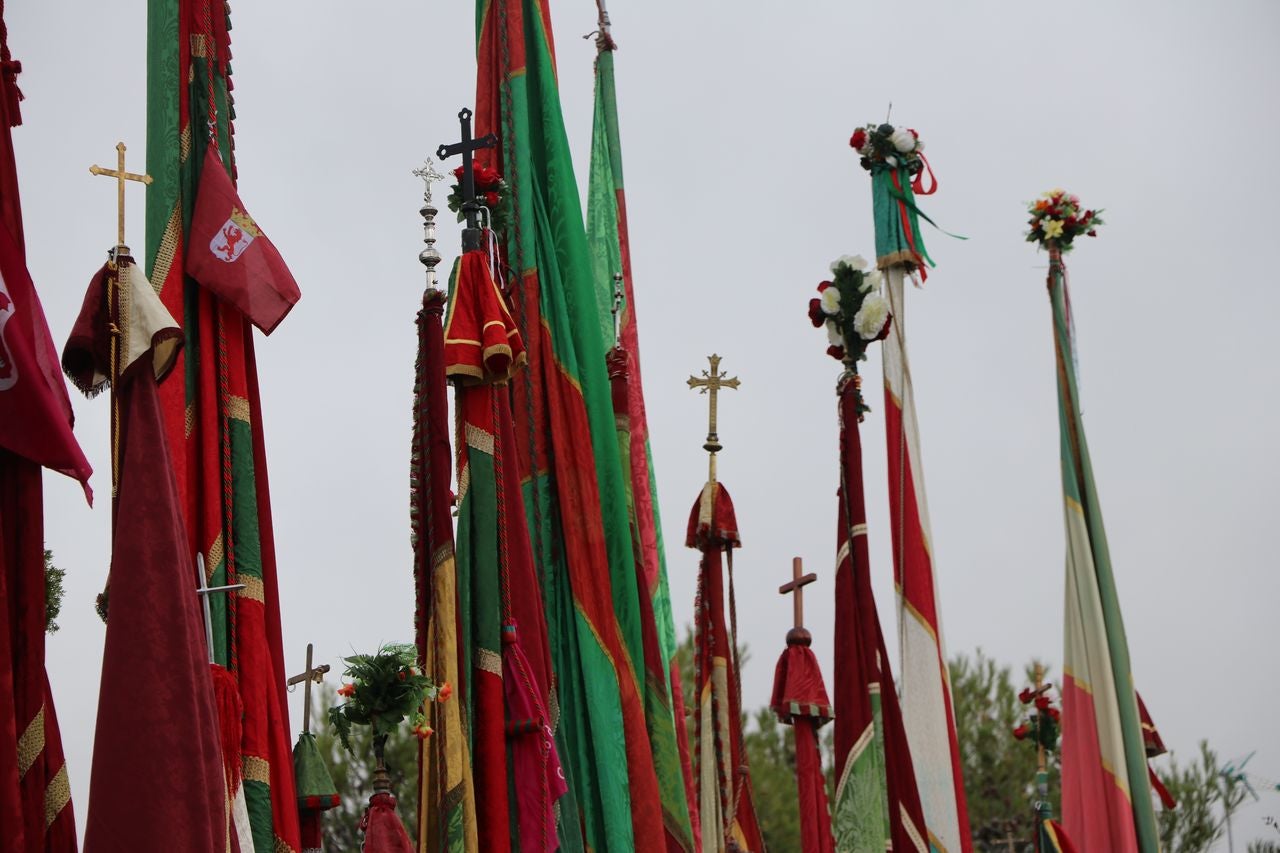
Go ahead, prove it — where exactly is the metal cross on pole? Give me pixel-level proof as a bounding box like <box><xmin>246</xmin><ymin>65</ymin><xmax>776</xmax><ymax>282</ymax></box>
<box><xmin>778</xmin><ymin>556</ymin><xmax>817</xmax><ymax>646</ymax></box>
<box><xmin>89</xmin><ymin>141</ymin><xmax>153</xmax><ymax>251</ymax></box>
<box><xmin>286</xmin><ymin>643</ymin><xmax>330</xmax><ymax>735</ymax></box>
<box><xmin>687</xmin><ymin>353</ymin><xmax>740</xmax><ymax>483</ymax></box>
<box><xmin>436</xmin><ymin>107</ymin><xmax>497</xmax><ymax>251</ymax></box>
<box><xmin>195</xmin><ymin>552</ymin><xmax>245</xmax><ymax>665</ymax></box>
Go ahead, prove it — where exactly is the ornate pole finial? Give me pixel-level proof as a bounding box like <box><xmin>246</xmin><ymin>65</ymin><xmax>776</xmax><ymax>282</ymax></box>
<box><xmin>610</xmin><ymin>272</ymin><xmax>624</xmax><ymax>346</ymax></box>
<box><xmin>89</xmin><ymin>141</ymin><xmax>152</xmax><ymax>252</ymax></box>
<box><xmin>687</xmin><ymin>353</ymin><xmax>740</xmax><ymax>483</ymax></box>
<box><xmin>413</xmin><ymin>157</ymin><xmax>446</xmax><ymax>293</ymax></box>
<box><xmin>779</xmin><ymin>556</ymin><xmax>818</xmax><ymax>647</ymax></box>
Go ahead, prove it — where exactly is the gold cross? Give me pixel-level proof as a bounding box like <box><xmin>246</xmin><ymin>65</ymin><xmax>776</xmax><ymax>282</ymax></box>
<box><xmin>286</xmin><ymin>643</ymin><xmax>331</xmax><ymax>735</ymax></box>
<box><xmin>89</xmin><ymin>142</ymin><xmax>152</xmax><ymax>250</ymax></box>
<box><xmin>687</xmin><ymin>353</ymin><xmax>740</xmax><ymax>482</ymax></box>
<box><xmin>779</xmin><ymin>556</ymin><xmax>818</xmax><ymax>645</ymax></box>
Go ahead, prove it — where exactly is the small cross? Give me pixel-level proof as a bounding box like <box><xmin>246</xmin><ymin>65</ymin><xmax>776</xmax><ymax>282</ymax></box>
<box><xmin>412</xmin><ymin>157</ymin><xmax>446</xmax><ymax>206</ymax></box>
<box><xmin>287</xmin><ymin>643</ymin><xmax>330</xmax><ymax>735</ymax></box>
<box><xmin>687</xmin><ymin>354</ymin><xmax>740</xmax><ymax>482</ymax></box>
<box><xmin>436</xmin><ymin>107</ymin><xmax>497</xmax><ymax>246</ymax></box>
<box><xmin>610</xmin><ymin>273</ymin><xmax>624</xmax><ymax>346</ymax></box>
<box><xmin>89</xmin><ymin>142</ymin><xmax>153</xmax><ymax>250</ymax></box>
<box><xmin>779</xmin><ymin>557</ymin><xmax>817</xmax><ymax>646</ymax></box>
<box><xmin>195</xmin><ymin>552</ymin><xmax>244</xmax><ymax>665</ymax></box>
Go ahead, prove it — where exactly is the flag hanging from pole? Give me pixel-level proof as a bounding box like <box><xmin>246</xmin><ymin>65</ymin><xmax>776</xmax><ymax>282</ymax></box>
<box><xmin>146</xmin><ymin>4</ymin><xmax>302</xmax><ymax>849</ymax></box>
<box><xmin>857</xmin><ymin>121</ymin><xmax>971</xmax><ymax>852</ymax></box>
<box><xmin>445</xmin><ymin>249</ymin><xmax>566</xmax><ymax>853</ymax></box>
<box><xmin>64</xmin><ymin>255</ymin><xmax>226</xmax><ymax>851</ymax></box>
<box><xmin>1034</xmin><ymin>192</ymin><xmax>1167</xmax><ymax>850</ymax></box>
<box><xmin>0</xmin><ymin>37</ymin><xmax>87</xmax><ymax>844</ymax></box>
<box><xmin>475</xmin><ymin>2</ymin><xmax>666</xmax><ymax>849</ymax></box>
<box><xmin>1027</xmin><ymin>190</ymin><xmax>1157</xmax><ymax>852</ymax></box>
<box><xmin>812</xmin><ymin>256</ymin><xmax>929</xmax><ymax>852</ymax></box>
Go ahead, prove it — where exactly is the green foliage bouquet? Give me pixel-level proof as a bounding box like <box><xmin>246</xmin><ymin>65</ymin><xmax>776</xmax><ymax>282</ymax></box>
<box><xmin>327</xmin><ymin>643</ymin><xmax>443</xmax><ymax>754</ymax></box>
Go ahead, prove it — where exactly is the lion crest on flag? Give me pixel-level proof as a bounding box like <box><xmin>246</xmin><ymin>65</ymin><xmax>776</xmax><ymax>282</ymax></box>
<box><xmin>210</xmin><ymin>208</ymin><xmax>261</xmax><ymax>263</ymax></box>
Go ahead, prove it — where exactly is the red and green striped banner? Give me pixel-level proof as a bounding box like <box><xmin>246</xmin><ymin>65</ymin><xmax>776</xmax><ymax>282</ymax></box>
<box><xmin>475</xmin><ymin>1</ymin><xmax>664</xmax><ymax>850</ymax></box>
<box><xmin>146</xmin><ymin>4</ymin><xmax>301</xmax><ymax>850</ymax></box>
<box><xmin>588</xmin><ymin>25</ymin><xmax>696</xmax><ymax>852</ymax></box>
<box><xmin>1048</xmin><ymin>247</ymin><xmax>1158</xmax><ymax>852</ymax></box>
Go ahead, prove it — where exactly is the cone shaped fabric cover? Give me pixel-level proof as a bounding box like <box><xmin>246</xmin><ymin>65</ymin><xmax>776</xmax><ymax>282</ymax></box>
<box><xmin>686</xmin><ymin>482</ymin><xmax>765</xmax><ymax>853</ymax></box>
<box><xmin>362</xmin><ymin>792</ymin><xmax>414</xmax><ymax>853</ymax></box>
<box><xmin>0</xmin><ymin>224</ymin><xmax>91</xmax><ymax>495</ymax></box>
<box><xmin>65</xmin><ymin>259</ymin><xmax>226</xmax><ymax>851</ymax></box>
<box><xmin>771</xmin><ymin>644</ymin><xmax>835</xmax><ymax>853</ymax></box>
<box><xmin>186</xmin><ymin>147</ymin><xmax>300</xmax><ymax>335</ymax></box>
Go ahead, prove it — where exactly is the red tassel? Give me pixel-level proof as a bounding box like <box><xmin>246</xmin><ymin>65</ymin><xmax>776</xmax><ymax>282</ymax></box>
<box><xmin>210</xmin><ymin>663</ymin><xmax>243</xmax><ymax>790</ymax></box>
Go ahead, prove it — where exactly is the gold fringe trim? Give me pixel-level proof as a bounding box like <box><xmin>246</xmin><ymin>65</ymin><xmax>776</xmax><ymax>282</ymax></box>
<box><xmin>184</xmin><ymin>401</ymin><xmax>195</xmax><ymax>439</ymax></box>
<box><xmin>206</xmin><ymin>532</ymin><xmax>225</xmax><ymax>580</ymax></box>
<box><xmin>243</xmin><ymin>755</ymin><xmax>270</xmax><ymax>785</ymax></box>
<box><xmin>152</xmin><ymin>204</ymin><xmax>183</xmax><ymax>297</ymax></box>
<box><xmin>17</xmin><ymin>704</ymin><xmax>44</xmax><ymax>778</ymax></box>
<box><xmin>44</xmin><ymin>765</ymin><xmax>70</xmax><ymax>828</ymax></box>
<box><xmin>239</xmin><ymin>575</ymin><xmax>265</xmax><ymax>604</ymax></box>
<box><xmin>274</xmin><ymin>835</ymin><xmax>298</xmax><ymax>853</ymax></box>
<box><xmin>477</xmin><ymin>648</ymin><xmax>502</xmax><ymax>676</ymax></box>
<box><xmin>464</xmin><ymin>423</ymin><xmax>494</xmax><ymax>456</ymax></box>
<box><xmin>226</xmin><ymin>395</ymin><xmax>251</xmax><ymax>424</ymax></box>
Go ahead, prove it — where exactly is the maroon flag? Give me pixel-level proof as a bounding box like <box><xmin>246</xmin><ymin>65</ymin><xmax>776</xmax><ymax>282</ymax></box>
<box><xmin>0</xmin><ymin>25</ymin><xmax>86</xmax><ymax>848</ymax></box>
<box><xmin>64</xmin><ymin>257</ymin><xmax>226</xmax><ymax>851</ymax></box>
<box><xmin>186</xmin><ymin>147</ymin><xmax>300</xmax><ymax>335</ymax></box>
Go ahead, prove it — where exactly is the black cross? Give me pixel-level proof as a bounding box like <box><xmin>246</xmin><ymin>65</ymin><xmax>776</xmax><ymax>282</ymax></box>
<box><xmin>437</xmin><ymin>107</ymin><xmax>497</xmax><ymax>250</ymax></box>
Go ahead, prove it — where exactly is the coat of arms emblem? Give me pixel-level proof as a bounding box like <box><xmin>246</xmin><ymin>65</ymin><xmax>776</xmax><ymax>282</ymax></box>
<box><xmin>210</xmin><ymin>207</ymin><xmax>261</xmax><ymax>263</ymax></box>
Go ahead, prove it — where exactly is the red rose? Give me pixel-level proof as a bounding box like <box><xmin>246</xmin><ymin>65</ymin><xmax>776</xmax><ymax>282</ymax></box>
<box><xmin>826</xmin><ymin>345</ymin><xmax>845</xmax><ymax>361</ymax></box>
<box><xmin>849</xmin><ymin>128</ymin><xmax>868</xmax><ymax>150</ymax></box>
<box><xmin>1087</xmin><ymin>229</ymin><xmax>1097</xmax><ymax>237</ymax></box>
<box><xmin>1047</xmin><ymin>707</ymin><xmax>1061</xmax><ymax>721</ymax></box>
<box><xmin>1035</xmin><ymin>694</ymin><xmax>1050</xmax><ymax>711</ymax></box>
<box><xmin>475</xmin><ymin>164</ymin><xmax>501</xmax><ymax>189</ymax></box>
<box><xmin>452</xmin><ymin>166</ymin><xmax>465</xmax><ymax>180</ymax></box>
<box><xmin>438</xmin><ymin>681</ymin><xmax>454</xmax><ymax>702</ymax></box>
<box><xmin>1013</xmin><ymin>724</ymin><xmax>1029</xmax><ymax>741</ymax></box>
<box><xmin>338</xmin><ymin>683</ymin><xmax>356</xmax><ymax>698</ymax></box>
<box><xmin>484</xmin><ymin>191</ymin><xmax>499</xmax><ymax>207</ymax></box>
<box><xmin>808</xmin><ymin>298</ymin><xmax>825</xmax><ymax>328</ymax></box>
<box><xmin>397</xmin><ymin>671</ymin><xmax>407</xmax><ymax>682</ymax></box>
<box><xmin>1018</xmin><ymin>688</ymin><xmax>1035</xmax><ymax>705</ymax></box>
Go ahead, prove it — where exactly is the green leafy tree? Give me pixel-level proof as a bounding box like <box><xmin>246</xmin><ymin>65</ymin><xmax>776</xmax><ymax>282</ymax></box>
<box><xmin>1156</xmin><ymin>741</ymin><xmax>1223</xmax><ymax>853</ymax></box>
<box><xmin>743</xmin><ymin>707</ymin><xmax>801</xmax><ymax>851</ymax></box>
<box><xmin>43</xmin><ymin>549</ymin><xmax>65</xmax><ymax>634</ymax></box>
<box><xmin>949</xmin><ymin>651</ymin><xmax>1059</xmax><ymax>851</ymax></box>
<box><xmin>1248</xmin><ymin>840</ymin><xmax>1280</xmax><ymax>853</ymax></box>
<box><xmin>312</xmin><ymin>684</ymin><xmax>420</xmax><ymax>849</ymax></box>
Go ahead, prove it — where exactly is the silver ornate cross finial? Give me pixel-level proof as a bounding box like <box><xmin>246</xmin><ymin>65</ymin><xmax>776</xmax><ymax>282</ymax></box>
<box><xmin>412</xmin><ymin>157</ymin><xmax>447</xmax><ymax>206</ymax></box>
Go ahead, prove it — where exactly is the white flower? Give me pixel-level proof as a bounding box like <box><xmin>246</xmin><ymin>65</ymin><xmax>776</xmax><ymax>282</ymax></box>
<box><xmin>890</xmin><ymin>127</ymin><xmax>916</xmax><ymax>153</ymax></box>
<box><xmin>830</xmin><ymin>254</ymin><xmax>869</xmax><ymax>274</ymax></box>
<box><xmin>819</xmin><ymin>285</ymin><xmax>842</xmax><ymax>315</ymax></box>
<box><xmin>826</xmin><ymin>319</ymin><xmax>845</xmax><ymax>348</ymax></box>
<box><xmin>885</xmin><ymin>155</ymin><xmax>898</xmax><ymax>167</ymax></box>
<box><xmin>853</xmin><ymin>293</ymin><xmax>891</xmax><ymax>340</ymax></box>
<box><xmin>859</xmin><ymin>268</ymin><xmax>883</xmax><ymax>293</ymax></box>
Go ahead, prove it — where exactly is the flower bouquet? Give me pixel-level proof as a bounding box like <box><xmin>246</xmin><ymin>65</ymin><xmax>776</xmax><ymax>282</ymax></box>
<box><xmin>808</xmin><ymin>254</ymin><xmax>892</xmax><ymax>417</ymax></box>
<box><xmin>446</xmin><ymin>162</ymin><xmax>513</xmax><ymax>233</ymax></box>
<box><xmin>1013</xmin><ymin>684</ymin><xmax>1061</xmax><ymax>752</ymax></box>
<box><xmin>1025</xmin><ymin>189</ymin><xmax>1102</xmax><ymax>252</ymax></box>
<box><xmin>328</xmin><ymin>642</ymin><xmax>444</xmax><ymax>757</ymax></box>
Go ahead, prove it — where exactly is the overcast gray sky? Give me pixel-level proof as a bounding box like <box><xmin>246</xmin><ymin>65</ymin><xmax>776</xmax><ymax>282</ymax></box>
<box><xmin>12</xmin><ymin>0</ymin><xmax>1280</xmax><ymax>847</ymax></box>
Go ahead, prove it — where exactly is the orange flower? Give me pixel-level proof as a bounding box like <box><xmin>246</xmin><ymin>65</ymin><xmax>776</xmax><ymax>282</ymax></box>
<box><xmin>337</xmin><ymin>683</ymin><xmax>356</xmax><ymax>698</ymax></box>
<box><xmin>413</xmin><ymin>724</ymin><xmax>434</xmax><ymax>740</ymax></box>
<box><xmin>1034</xmin><ymin>199</ymin><xmax>1050</xmax><ymax>212</ymax></box>
<box><xmin>437</xmin><ymin>682</ymin><xmax>453</xmax><ymax>703</ymax></box>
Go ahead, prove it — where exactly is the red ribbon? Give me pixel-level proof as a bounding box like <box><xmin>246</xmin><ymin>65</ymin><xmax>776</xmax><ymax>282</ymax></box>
<box><xmin>911</xmin><ymin>152</ymin><xmax>938</xmax><ymax>196</ymax></box>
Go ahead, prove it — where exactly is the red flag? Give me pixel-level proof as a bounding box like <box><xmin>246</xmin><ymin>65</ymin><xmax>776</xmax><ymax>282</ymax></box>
<box><xmin>186</xmin><ymin>147</ymin><xmax>300</xmax><ymax>335</ymax></box>
<box><xmin>0</xmin><ymin>223</ymin><xmax>92</xmax><ymax>497</ymax></box>
<box><xmin>64</xmin><ymin>258</ymin><xmax>226</xmax><ymax>851</ymax></box>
